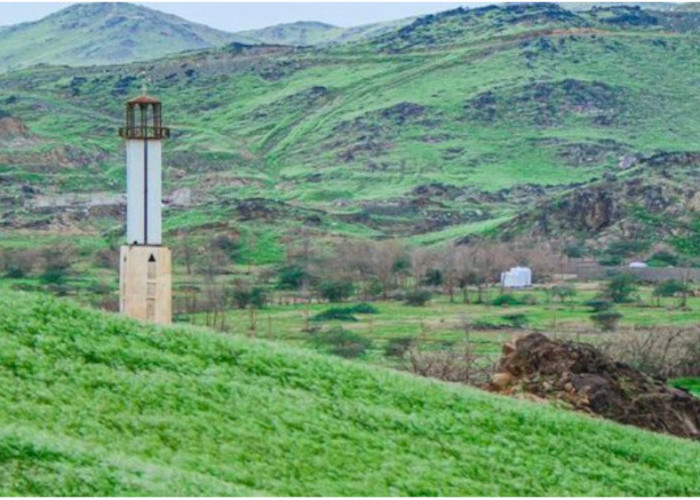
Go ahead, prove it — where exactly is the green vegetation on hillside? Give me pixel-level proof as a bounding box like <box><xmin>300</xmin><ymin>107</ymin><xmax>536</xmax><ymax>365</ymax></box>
<box><xmin>1</xmin><ymin>3</ymin><xmax>699</xmax><ymax>253</ymax></box>
<box><xmin>0</xmin><ymin>289</ymin><xmax>699</xmax><ymax>496</ymax></box>
<box><xmin>0</xmin><ymin>3</ymin><xmax>253</xmax><ymax>72</ymax></box>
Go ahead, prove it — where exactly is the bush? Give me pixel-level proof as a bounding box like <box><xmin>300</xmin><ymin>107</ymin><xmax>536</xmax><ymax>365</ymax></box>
<box><xmin>93</xmin><ymin>248</ymin><xmax>118</xmax><ymax>269</ymax></box>
<box><xmin>404</xmin><ymin>289</ymin><xmax>432</xmax><ymax>306</ymax></box>
<box><xmin>653</xmin><ymin>280</ymin><xmax>689</xmax><ymax>299</ymax></box>
<box><xmin>471</xmin><ymin>319</ymin><xmax>502</xmax><ymax>330</ymax></box>
<box><xmin>597</xmin><ymin>254</ymin><xmax>622</xmax><ymax>266</ymax></box>
<box><xmin>422</xmin><ymin>268</ymin><xmax>443</xmax><ymax>286</ymax></box>
<box><xmin>1</xmin><ymin>249</ymin><xmax>36</xmax><ymax>278</ymax></box>
<box><xmin>549</xmin><ymin>285</ymin><xmax>577</xmax><ymax>303</ymax></box>
<box><xmin>276</xmin><ymin>265</ymin><xmax>309</xmax><ymax>290</ymax></box>
<box><xmin>233</xmin><ymin>287</ymin><xmax>267</xmax><ymax>309</ymax></box>
<box><xmin>40</xmin><ymin>267</ymin><xmax>69</xmax><ymax>285</ymax></box>
<box><xmin>312</xmin><ymin>327</ymin><xmax>372</xmax><ymax>358</ymax></box>
<box><xmin>521</xmin><ymin>294</ymin><xmax>538</xmax><ymax>305</ymax></box>
<box><xmin>600</xmin><ymin>328</ymin><xmax>700</xmax><ymax>379</ymax></box>
<box><xmin>313</xmin><ymin>303</ymin><xmax>378</xmax><ymax>322</ymax></box>
<box><xmin>587</xmin><ymin>298</ymin><xmax>613</xmax><ymax>312</ymax></box>
<box><xmin>591</xmin><ymin>310</ymin><xmax>623</xmax><ymax>331</ymax></box>
<box><xmin>502</xmin><ymin>313</ymin><xmax>529</xmax><ymax>329</ymax></box>
<box><xmin>648</xmin><ymin>251</ymin><xmax>678</xmax><ymax>267</ymax></box>
<box><xmin>312</xmin><ymin>308</ymin><xmax>358</xmax><ymax>322</ymax></box>
<box><xmin>493</xmin><ymin>294</ymin><xmax>522</xmax><ymax>307</ymax></box>
<box><xmin>605</xmin><ymin>274</ymin><xmax>639</xmax><ymax>303</ymax></box>
<box><xmin>347</xmin><ymin>303</ymin><xmax>379</xmax><ymax>314</ymax></box>
<box><xmin>317</xmin><ymin>279</ymin><xmax>354</xmax><ymax>302</ymax></box>
<box><xmin>384</xmin><ymin>336</ymin><xmax>415</xmax><ymax>358</ymax></box>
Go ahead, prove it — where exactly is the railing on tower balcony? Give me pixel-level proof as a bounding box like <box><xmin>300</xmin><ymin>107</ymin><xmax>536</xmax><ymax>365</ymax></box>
<box><xmin>118</xmin><ymin>126</ymin><xmax>171</xmax><ymax>140</ymax></box>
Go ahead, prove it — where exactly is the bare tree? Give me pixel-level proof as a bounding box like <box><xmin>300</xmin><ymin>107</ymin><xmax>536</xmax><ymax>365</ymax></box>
<box><xmin>367</xmin><ymin>239</ymin><xmax>406</xmax><ymax>299</ymax></box>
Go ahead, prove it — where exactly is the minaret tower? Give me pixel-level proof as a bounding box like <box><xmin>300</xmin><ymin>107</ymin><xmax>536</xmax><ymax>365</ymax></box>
<box><xmin>118</xmin><ymin>88</ymin><xmax>172</xmax><ymax>324</ymax></box>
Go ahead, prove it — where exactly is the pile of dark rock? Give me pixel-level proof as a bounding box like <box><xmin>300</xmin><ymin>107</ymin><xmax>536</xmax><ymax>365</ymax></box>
<box><xmin>489</xmin><ymin>333</ymin><xmax>700</xmax><ymax>440</ymax></box>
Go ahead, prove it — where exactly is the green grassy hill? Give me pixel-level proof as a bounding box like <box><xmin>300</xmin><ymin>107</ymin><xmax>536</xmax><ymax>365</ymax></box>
<box><xmin>0</xmin><ymin>3</ymin><xmax>254</xmax><ymax>72</ymax></box>
<box><xmin>0</xmin><ymin>3</ymin><xmax>699</xmax><ymax>260</ymax></box>
<box><xmin>1</xmin><ymin>289</ymin><xmax>699</xmax><ymax>496</ymax></box>
<box><xmin>237</xmin><ymin>18</ymin><xmax>415</xmax><ymax>46</ymax></box>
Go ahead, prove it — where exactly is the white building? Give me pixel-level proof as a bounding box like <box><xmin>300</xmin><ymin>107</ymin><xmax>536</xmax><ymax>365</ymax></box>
<box><xmin>629</xmin><ymin>261</ymin><xmax>648</xmax><ymax>268</ymax></box>
<box><xmin>500</xmin><ymin>266</ymin><xmax>532</xmax><ymax>288</ymax></box>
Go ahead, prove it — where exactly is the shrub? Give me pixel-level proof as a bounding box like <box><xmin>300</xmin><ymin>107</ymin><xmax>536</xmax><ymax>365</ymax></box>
<box><xmin>598</xmin><ymin>254</ymin><xmax>622</xmax><ymax>266</ymax></box>
<box><xmin>40</xmin><ymin>267</ymin><xmax>69</xmax><ymax>285</ymax></box>
<box><xmin>521</xmin><ymin>294</ymin><xmax>538</xmax><ymax>305</ymax></box>
<box><xmin>471</xmin><ymin>319</ymin><xmax>502</xmax><ymax>330</ymax></box>
<box><xmin>422</xmin><ymin>268</ymin><xmax>443</xmax><ymax>286</ymax></box>
<box><xmin>591</xmin><ymin>310</ymin><xmax>623</xmax><ymax>331</ymax></box>
<box><xmin>233</xmin><ymin>287</ymin><xmax>267</xmax><ymax>309</ymax></box>
<box><xmin>564</xmin><ymin>242</ymin><xmax>587</xmax><ymax>258</ymax></box>
<box><xmin>653</xmin><ymin>280</ymin><xmax>689</xmax><ymax>299</ymax></box>
<box><xmin>587</xmin><ymin>298</ymin><xmax>613</xmax><ymax>312</ymax></box>
<box><xmin>404</xmin><ymin>289</ymin><xmax>432</xmax><ymax>306</ymax></box>
<box><xmin>549</xmin><ymin>285</ymin><xmax>576</xmax><ymax>303</ymax></box>
<box><xmin>600</xmin><ymin>328</ymin><xmax>700</xmax><ymax>379</ymax></box>
<box><xmin>493</xmin><ymin>294</ymin><xmax>522</xmax><ymax>307</ymax></box>
<box><xmin>384</xmin><ymin>336</ymin><xmax>415</xmax><ymax>359</ymax></box>
<box><xmin>93</xmin><ymin>248</ymin><xmax>118</xmax><ymax>269</ymax></box>
<box><xmin>317</xmin><ymin>280</ymin><xmax>354</xmax><ymax>302</ymax></box>
<box><xmin>502</xmin><ymin>313</ymin><xmax>529</xmax><ymax>329</ymax></box>
<box><xmin>648</xmin><ymin>251</ymin><xmax>678</xmax><ymax>267</ymax></box>
<box><xmin>312</xmin><ymin>326</ymin><xmax>372</xmax><ymax>358</ymax></box>
<box><xmin>1</xmin><ymin>249</ymin><xmax>36</xmax><ymax>278</ymax></box>
<box><xmin>276</xmin><ymin>265</ymin><xmax>308</xmax><ymax>290</ymax></box>
<box><xmin>347</xmin><ymin>303</ymin><xmax>378</xmax><ymax>314</ymax></box>
<box><xmin>312</xmin><ymin>308</ymin><xmax>358</xmax><ymax>322</ymax></box>
<box><xmin>605</xmin><ymin>274</ymin><xmax>639</xmax><ymax>303</ymax></box>
<box><xmin>313</xmin><ymin>303</ymin><xmax>378</xmax><ymax>321</ymax></box>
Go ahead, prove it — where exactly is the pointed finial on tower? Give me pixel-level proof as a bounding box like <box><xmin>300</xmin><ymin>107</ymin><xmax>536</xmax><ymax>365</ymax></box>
<box><xmin>140</xmin><ymin>70</ymin><xmax>150</xmax><ymax>95</ymax></box>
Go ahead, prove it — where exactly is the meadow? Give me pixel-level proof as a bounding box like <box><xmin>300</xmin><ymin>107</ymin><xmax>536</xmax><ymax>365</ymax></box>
<box><xmin>1</xmin><ymin>289</ymin><xmax>700</xmax><ymax>496</ymax></box>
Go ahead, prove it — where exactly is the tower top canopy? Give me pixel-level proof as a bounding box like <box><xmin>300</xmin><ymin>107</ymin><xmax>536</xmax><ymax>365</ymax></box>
<box><xmin>119</xmin><ymin>94</ymin><xmax>170</xmax><ymax>140</ymax></box>
<box><xmin>127</xmin><ymin>94</ymin><xmax>161</xmax><ymax>105</ymax></box>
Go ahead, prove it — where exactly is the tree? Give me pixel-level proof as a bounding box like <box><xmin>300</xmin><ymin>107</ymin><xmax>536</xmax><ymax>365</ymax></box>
<box><xmin>605</xmin><ymin>274</ymin><xmax>639</xmax><ymax>303</ymax></box>
<box><xmin>653</xmin><ymin>279</ymin><xmax>691</xmax><ymax>307</ymax></box>
<box><xmin>0</xmin><ymin>248</ymin><xmax>36</xmax><ymax>278</ymax></box>
<box><xmin>276</xmin><ymin>265</ymin><xmax>308</xmax><ymax>290</ymax></box>
<box><xmin>39</xmin><ymin>243</ymin><xmax>76</xmax><ymax>285</ymax></box>
<box><xmin>591</xmin><ymin>310</ymin><xmax>623</xmax><ymax>331</ymax></box>
<box><xmin>549</xmin><ymin>284</ymin><xmax>577</xmax><ymax>304</ymax></box>
<box><xmin>410</xmin><ymin>247</ymin><xmax>435</xmax><ymax>289</ymax></box>
<box><xmin>367</xmin><ymin>240</ymin><xmax>406</xmax><ymax>299</ymax></box>
<box><xmin>404</xmin><ymin>289</ymin><xmax>432</xmax><ymax>307</ymax></box>
<box><xmin>316</xmin><ymin>279</ymin><xmax>354</xmax><ymax>303</ymax></box>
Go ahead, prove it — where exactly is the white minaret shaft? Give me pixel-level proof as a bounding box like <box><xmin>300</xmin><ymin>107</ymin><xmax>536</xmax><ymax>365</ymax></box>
<box><xmin>126</xmin><ymin>138</ymin><xmax>162</xmax><ymax>245</ymax></box>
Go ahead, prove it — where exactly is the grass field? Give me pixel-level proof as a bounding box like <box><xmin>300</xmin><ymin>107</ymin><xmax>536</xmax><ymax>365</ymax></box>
<box><xmin>1</xmin><ymin>289</ymin><xmax>700</xmax><ymax>496</ymax></box>
<box><xmin>181</xmin><ymin>282</ymin><xmax>700</xmax><ymax>365</ymax></box>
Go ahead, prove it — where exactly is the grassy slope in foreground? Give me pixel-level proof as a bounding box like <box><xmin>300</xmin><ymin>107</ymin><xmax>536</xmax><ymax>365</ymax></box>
<box><xmin>0</xmin><ymin>291</ymin><xmax>699</xmax><ymax>496</ymax></box>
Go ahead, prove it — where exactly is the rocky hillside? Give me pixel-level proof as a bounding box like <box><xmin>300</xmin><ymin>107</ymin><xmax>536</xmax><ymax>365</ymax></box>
<box><xmin>0</xmin><ymin>3</ymin><xmax>698</xmax><ymax>260</ymax></box>
<box><xmin>0</xmin><ymin>3</ymin><xmax>255</xmax><ymax>72</ymax></box>
<box><xmin>486</xmin><ymin>152</ymin><xmax>700</xmax><ymax>261</ymax></box>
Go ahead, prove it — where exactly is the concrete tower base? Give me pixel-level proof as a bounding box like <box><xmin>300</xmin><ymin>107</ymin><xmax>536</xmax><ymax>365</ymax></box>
<box><xmin>119</xmin><ymin>245</ymin><xmax>172</xmax><ymax>325</ymax></box>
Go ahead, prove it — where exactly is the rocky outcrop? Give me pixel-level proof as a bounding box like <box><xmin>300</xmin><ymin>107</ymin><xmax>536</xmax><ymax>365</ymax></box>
<box><xmin>490</xmin><ymin>333</ymin><xmax>700</xmax><ymax>440</ymax></box>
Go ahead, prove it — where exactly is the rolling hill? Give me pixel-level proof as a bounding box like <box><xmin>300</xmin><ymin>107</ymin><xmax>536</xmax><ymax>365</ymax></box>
<box><xmin>0</xmin><ymin>2</ymin><xmax>699</xmax><ymax>264</ymax></box>
<box><xmin>237</xmin><ymin>18</ymin><xmax>415</xmax><ymax>46</ymax></box>
<box><xmin>1</xmin><ymin>289</ymin><xmax>699</xmax><ymax>495</ymax></box>
<box><xmin>0</xmin><ymin>3</ymin><xmax>255</xmax><ymax>72</ymax></box>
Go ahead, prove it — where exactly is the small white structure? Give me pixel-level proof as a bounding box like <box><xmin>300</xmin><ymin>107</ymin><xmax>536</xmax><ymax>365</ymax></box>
<box><xmin>629</xmin><ymin>261</ymin><xmax>648</xmax><ymax>268</ymax></box>
<box><xmin>500</xmin><ymin>266</ymin><xmax>532</xmax><ymax>288</ymax></box>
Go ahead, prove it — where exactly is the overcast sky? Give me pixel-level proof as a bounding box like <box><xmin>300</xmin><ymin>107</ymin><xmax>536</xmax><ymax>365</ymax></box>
<box><xmin>0</xmin><ymin>2</ymin><xmax>491</xmax><ymax>31</ymax></box>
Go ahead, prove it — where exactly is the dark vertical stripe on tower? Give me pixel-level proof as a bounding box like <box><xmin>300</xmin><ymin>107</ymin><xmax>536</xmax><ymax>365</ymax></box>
<box><xmin>144</xmin><ymin>138</ymin><xmax>148</xmax><ymax>245</ymax></box>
